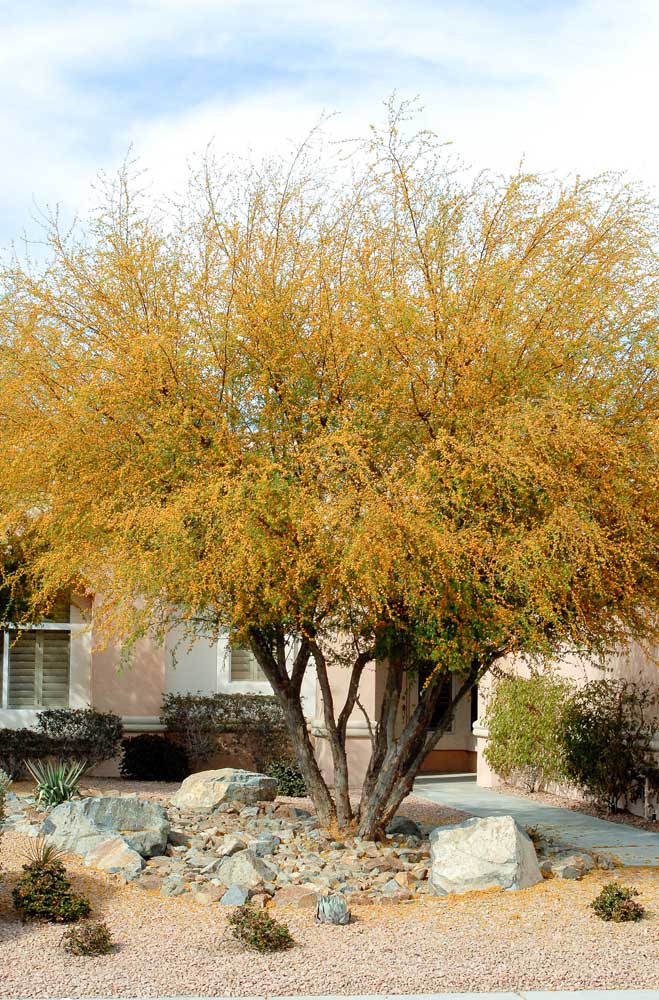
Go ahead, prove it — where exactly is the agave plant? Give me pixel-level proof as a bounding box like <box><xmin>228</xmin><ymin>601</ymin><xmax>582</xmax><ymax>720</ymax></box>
<box><xmin>25</xmin><ymin>759</ymin><xmax>88</xmax><ymax>809</ymax></box>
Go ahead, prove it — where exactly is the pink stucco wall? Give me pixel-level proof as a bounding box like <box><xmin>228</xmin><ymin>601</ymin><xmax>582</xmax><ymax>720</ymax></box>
<box><xmin>92</xmin><ymin>637</ymin><xmax>165</xmax><ymax>718</ymax></box>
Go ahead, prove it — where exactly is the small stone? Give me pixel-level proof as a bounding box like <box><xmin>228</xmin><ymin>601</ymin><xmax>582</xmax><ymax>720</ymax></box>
<box><xmin>218</xmin><ymin>849</ymin><xmax>276</xmax><ymax>888</ymax></box>
<box><xmin>190</xmin><ymin>883</ymin><xmax>224</xmax><ymax>905</ymax></box>
<box><xmin>161</xmin><ymin>875</ymin><xmax>186</xmax><ymax>897</ymax></box>
<box><xmin>386</xmin><ymin>815</ymin><xmax>422</xmax><ymax>839</ymax></box>
<box><xmin>273</xmin><ymin>885</ymin><xmax>318</xmax><ymax>908</ymax></box>
<box><xmin>220</xmin><ymin>884</ymin><xmax>250</xmax><ymax>906</ymax></box>
<box><xmin>168</xmin><ymin>829</ymin><xmax>193</xmax><ymax>848</ymax></box>
<box><xmin>135</xmin><ymin>873</ymin><xmax>164</xmax><ymax>892</ymax></box>
<box><xmin>217</xmin><ymin>834</ymin><xmax>248</xmax><ymax>858</ymax></box>
<box><xmin>249</xmin><ymin>834</ymin><xmax>280</xmax><ymax>857</ymax></box>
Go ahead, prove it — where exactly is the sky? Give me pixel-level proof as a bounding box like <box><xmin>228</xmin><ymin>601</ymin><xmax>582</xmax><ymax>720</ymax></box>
<box><xmin>2</xmin><ymin>0</ymin><xmax>659</xmax><ymax>252</ymax></box>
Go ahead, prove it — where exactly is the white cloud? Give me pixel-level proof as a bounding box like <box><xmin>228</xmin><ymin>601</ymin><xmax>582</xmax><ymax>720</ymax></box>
<box><xmin>2</xmin><ymin>0</ymin><xmax>659</xmax><ymax>254</ymax></box>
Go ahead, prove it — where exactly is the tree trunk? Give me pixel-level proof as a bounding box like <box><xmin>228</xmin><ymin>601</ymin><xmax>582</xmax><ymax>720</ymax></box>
<box><xmin>249</xmin><ymin>627</ymin><xmax>337</xmax><ymax>828</ymax></box>
<box><xmin>357</xmin><ymin>659</ymin><xmax>483</xmax><ymax>839</ymax></box>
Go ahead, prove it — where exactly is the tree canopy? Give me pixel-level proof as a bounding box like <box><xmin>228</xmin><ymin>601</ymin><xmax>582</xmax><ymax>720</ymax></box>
<box><xmin>1</xmin><ymin>107</ymin><xmax>658</xmax><ymax>834</ymax></box>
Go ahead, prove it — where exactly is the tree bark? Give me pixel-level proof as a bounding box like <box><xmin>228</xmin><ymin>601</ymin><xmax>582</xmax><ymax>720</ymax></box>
<box><xmin>249</xmin><ymin>627</ymin><xmax>337</xmax><ymax>827</ymax></box>
<box><xmin>356</xmin><ymin>658</ymin><xmax>484</xmax><ymax>838</ymax></box>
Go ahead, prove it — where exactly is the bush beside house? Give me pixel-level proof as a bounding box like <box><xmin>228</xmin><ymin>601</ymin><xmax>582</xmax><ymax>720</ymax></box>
<box><xmin>485</xmin><ymin>675</ymin><xmax>659</xmax><ymax>813</ymax></box>
<box><xmin>161</xmin><ymin>691</ymin><xmax>294</xmax><ymax>771</ymax></box>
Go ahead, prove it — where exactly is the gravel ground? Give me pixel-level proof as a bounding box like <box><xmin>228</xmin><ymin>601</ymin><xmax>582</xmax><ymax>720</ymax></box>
<box><xmin>2</xmin><ymin>783</ymin><xmax>659</xmax><ymax>997</ymax></box>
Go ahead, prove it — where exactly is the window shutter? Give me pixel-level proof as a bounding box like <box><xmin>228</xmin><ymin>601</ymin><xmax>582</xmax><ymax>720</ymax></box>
<box><xmin>8</xmin><ymin>632</ymin><xmax>37</xmax><ymax>708</ymax></box>
<box><xmin>41</xmin><ymin>632</ymin><xmax>70</xmax><ymax>706</ymax></box>
<box><xmin>230</xmin><ymin>646</ymin><xmax>265</xmax><ymax>682</ymax></box>
<box><xmin>7</xmin><ymin>630</ymin><xmax>70</xmax><ymax>708</ymax></box>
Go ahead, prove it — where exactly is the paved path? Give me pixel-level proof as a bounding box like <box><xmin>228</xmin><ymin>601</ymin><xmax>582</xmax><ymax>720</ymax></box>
<box><xmin>413</xmin><ymin>774</ymin><xmax>659</xmax><ymax>867</ymax></box>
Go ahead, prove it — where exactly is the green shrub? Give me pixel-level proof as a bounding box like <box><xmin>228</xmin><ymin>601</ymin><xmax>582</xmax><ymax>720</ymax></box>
<box><xmin>161</xmin><ymin>691</ymin><xmax>289</xmax><ymax>764</ymax></box>
<box><xmin>120</xmin><ymin>734</ymin><xmax>190</xmax><ymax>782</ymax></box>
<box><xmin>591</xmin><ymin>882</ymin><xmax>645</xmax><ymax>922</ymax></box>
<box><xmin>61</xmin><ymin>920</ymin><xmax>116</xmax><ymax>955</ymax></box>
<box><xmin>0</xmin><ymin>712</ymin><xmax>122</xmax><ymax>780</ymax></box>
<box><xmin>26</xmin><ymin>758</ymin><xmax>88</xmax><ymax>809</ymax></box>
<box><xmin>265</xmin><ymin>759</ymin><xmax>307</xmax><ymax>797</ymax></box>
<box><xmin>484</xmin><ymin>673</ymin><xmax>571</xmax><ymax>791</ymax></box>
<box><xmin>0</xmin><ymin>729</ymin><xmax>53</xmax><ymax>779</ymax></box>
<box><xmin>13</xmin><ymin>841</ymin><xmax>91</xmax><ymax>923</ymax></box>
<box><xmin>227</xmin><ymin>903</ymin><xmax>295</xmax><ymax>953</ymax></box>
<box><xmin>37</xmin><ymin>709</ymin><xmax>123</xmax><ymax>767</ymax></box>
<box><xmin>561</xmin><ymin>679</ymin><xmax>659</xmax><ymax>811</ymax></box>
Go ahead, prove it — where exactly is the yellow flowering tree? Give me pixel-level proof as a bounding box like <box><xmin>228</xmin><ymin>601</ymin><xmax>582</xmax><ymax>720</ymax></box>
<box><xmin>1</xmin><ymin>109</ymin><xmax>658</xmax><ymax>836</ymax></box>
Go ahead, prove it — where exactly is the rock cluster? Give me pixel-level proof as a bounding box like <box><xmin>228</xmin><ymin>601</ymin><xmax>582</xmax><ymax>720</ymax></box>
<box><xmin>3</xmin><ymin>768</ymin><xmax>617</xmax><ymax>908</ymax></box>
<box><xmin>40</xmin><ymin>796</ymin><xmax>170</xmax><ymax>877</ymax></box>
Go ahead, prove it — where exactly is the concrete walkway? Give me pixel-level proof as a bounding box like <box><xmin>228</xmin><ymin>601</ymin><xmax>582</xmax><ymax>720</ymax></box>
<box><xmin>413</xmin><ymin>774</ymin><xmax>659</xmax><ymax>867</ymax></box>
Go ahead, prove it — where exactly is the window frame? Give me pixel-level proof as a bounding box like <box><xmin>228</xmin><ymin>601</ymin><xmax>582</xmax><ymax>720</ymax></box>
<box><xmin>1</xmin><ymin>619</ymin><xmax>78</xmax><ymax>711</ymax></box>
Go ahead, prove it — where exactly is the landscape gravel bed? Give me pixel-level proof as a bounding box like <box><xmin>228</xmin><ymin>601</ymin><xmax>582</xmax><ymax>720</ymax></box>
<box><xmin>2</xmin><ymin>782</ymin><xmax>659</xmax><ymax>997</ymax></box>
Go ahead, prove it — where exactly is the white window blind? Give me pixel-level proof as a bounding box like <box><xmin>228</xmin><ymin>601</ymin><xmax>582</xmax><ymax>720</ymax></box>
<box><xmin>229</xmin><ymin>646</ymin><xmax>266</xmax><ymax>682</ymax></box>
<box><xmin>6</xmin><ymin>630</ymin><xmax>71</xmax><ymax>709</ymax></box>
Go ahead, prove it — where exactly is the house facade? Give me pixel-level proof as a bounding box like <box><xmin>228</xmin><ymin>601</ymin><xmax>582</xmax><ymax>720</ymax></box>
<box><xmin>0</xmin><ymin>593</ymin><xmax>475</xmax><ymax>779</ymax></box>
<box><xmin>1</xmin><ymin>593</ymin><xmax>656</xmax><ymax>813</ymax></box>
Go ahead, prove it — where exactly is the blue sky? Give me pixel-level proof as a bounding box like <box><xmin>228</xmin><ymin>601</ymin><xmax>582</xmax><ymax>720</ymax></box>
<box><xmin>2</xmin><ymin>0</ymin><xmax>658</xmax><ymax>250</ymax></box>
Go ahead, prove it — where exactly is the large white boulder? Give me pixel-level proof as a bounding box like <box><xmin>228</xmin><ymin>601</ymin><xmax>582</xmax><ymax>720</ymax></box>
<box><xmin>41</xmin><ymin>796</ymin><xmax>170</xmax><ymax>859</ymax></box>
<box><xmin>428</xmin><ymin>815</ymin><xmax>542</xmax><ymax>895</ymax></box>
<box><xmin>171</xmin><ymin>769</ymin><xmax>277</xmax><ymax>811</ymax></box>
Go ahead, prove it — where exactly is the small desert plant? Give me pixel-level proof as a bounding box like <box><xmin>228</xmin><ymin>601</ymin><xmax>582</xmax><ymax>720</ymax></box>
<box><xmin>61</xmin><ymin>920</ymin><xmax>116</xmax><ymax>956</ymax></box>
<box><xmin>265</xmin><ymin>759</ymin><xmax>307</xmax><ymax>797</ymax></box>
<box><xmin>591</xmin><ymin>882</ymin><xmax>646</xmax><ymax>922</ymax></box>
<box><xmin>25</xmin><ymin>758</ymin><xmax>88</xmax><ymax>808</ymax></box>
<box><xmin>13</xmin><ymin>839</ymin><xmax>91</xmax><ymax>923</ymax></box>
<box><xmin>227</xmin><ymin>902</ymin><xmax>295</xmax><ymax>953</ymax></box>
<box><xmin>120</xmin><ymin>734</ymin><xmax>190</xmax><ymax>781</ymax></box>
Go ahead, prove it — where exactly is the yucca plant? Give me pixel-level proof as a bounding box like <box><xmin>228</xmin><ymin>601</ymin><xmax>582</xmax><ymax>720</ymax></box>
<box><xmin>25</xmin><ymin>758</ymin><xmax>88</xmax><ymax>809</ymax></box>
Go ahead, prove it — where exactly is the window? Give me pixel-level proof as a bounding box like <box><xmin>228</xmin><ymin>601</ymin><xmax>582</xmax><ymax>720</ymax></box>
<box><xmin>1</xmin><ymin>594</ymin><xmax>72</xmax><ymax>710</ymax></box>
<box><xmin>229</xmin><ymin>646</ymin><xmax>266</xmax><ymax>682</ymax></box>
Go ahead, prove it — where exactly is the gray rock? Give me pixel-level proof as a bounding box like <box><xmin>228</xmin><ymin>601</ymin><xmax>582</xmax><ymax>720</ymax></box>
<box><xmin>161</xmin><ymin>875</ymin><xmax>187</xmax><ymax>897</ymax></box>
<box><xmin>217</xmin><ymin>834</ymin><xmax>247</xmax><ymax>858</ymax></box>
<box><xmin>547</xmin><ymin>851</ymin><xmax>594</xmax><ymax>880</ymax></box>
<box><xmin>171</xmin><ymin>769</ymin><xmax>277</xmax><ymax>811</ymax></box>
<box><xmin>218</xmin><ymin>848</ymin><xmax>276</xmax><ymax>888</ymax></box>
<box><xmin>184</xmin><ymin>848</ymin><xmax>220</xmax><ymax>870</ymax></box>
<box><xmin>428</xmin><ymin>815</ymin><xmax>542</xmax><ymax>896</ymax></box>
<box><xmin>42</xmin><ymin>796</ymin><xmax>169</xmax><ymax>859</ymax></box>
<box><xmin>220</xmin><ymin>884</ymin><xmax>251</xmax><ymax>906</ymax></box>
<box><xmin>168</xmin><ymin>828</ymin><xmax>193</xmax><ymax>848</ymax></box>
<box><xmin>386</xmin><ymin>815</ymin><xmax>422</xmax><ymax>839</ymax></box>
<box><xmin>83</xmin><ymin>835</ymin><xmax>144</xmax><ymax>879</ymax></box>
<box><xmin>190</xmin><ymin>883</ymin><xmax>224</xmax><ymax>905</ymax></box>
<box><xmin>249</xmin><ymin>834</ymin><xmax>281</xmax><ymax>857</ymax></box>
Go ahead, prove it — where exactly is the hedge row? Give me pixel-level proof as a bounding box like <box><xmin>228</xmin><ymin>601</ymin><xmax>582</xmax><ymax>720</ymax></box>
<box><xmin>0</xmin><ymin>709</ymin><xmax>123</xmax><ymax>778</ymax></box>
